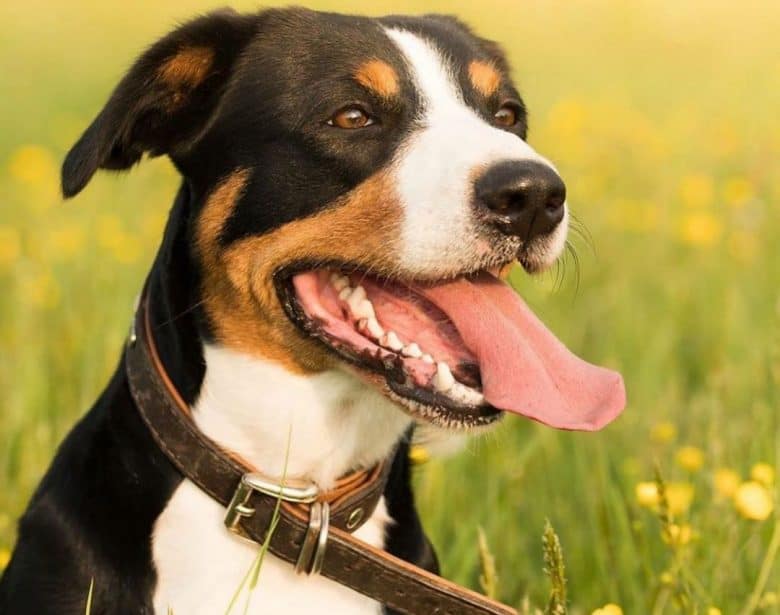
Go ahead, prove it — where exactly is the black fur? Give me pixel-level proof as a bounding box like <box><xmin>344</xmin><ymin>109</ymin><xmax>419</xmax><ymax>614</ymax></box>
<box><xmin>1</xmin><ymin>7</ymin><xmax>522</xmax><ymax>613</ymax></box>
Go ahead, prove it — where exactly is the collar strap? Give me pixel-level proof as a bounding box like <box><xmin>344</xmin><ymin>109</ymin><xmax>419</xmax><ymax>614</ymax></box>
<box><xmin>125</xmin><ymin>291</ymin><xmax>516</xmax><ymax>615</ymax></box>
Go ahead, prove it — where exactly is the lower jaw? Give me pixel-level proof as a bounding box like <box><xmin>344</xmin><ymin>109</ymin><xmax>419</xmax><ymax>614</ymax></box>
<box><xmin>385</xmin><ymin>379</ymin><xmax>503</xmax><ymax>429</ymax></box>
<box><xmin>318</xmin><ymin>327</ymin><xmax>504</xmax><ymax>430</ymax></box>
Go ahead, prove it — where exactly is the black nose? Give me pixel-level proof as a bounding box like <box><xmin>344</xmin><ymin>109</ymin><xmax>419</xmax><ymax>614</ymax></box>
<box><xmin>475</xmin><ymin>160</ymin><xmax>566</xmax><ymax>240</ymax></box>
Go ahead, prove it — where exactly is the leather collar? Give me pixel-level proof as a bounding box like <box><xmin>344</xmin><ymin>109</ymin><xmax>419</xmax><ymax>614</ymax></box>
<box><xmin>125</xmin><ymin>289</ymin><xmax>516</xmax><ymax>615</ymax></box>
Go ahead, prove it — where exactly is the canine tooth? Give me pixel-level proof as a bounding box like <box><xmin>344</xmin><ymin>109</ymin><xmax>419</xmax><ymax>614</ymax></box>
<box><xmin>338</xmin><ymin>287</ymin><xmax>353</xmax><ymax>301</ymax></box>
<box><xmin>401</xmin><ymin>343</ymin><xmax>422</xmax><ymax>358</ymax></box>
<box><xmin>380</xmin><ymin>331</ymin><xmax>403</xmax><ymax>352</ymax></box>
<box><xmin>421</xmin><ymin>353</ymin><xmax>435</xmax><ymax>364</ymax></box>
<box><xmin>330</xmin><ymin>273</ymin><xmax>349</xmax><ymax>292</ymax></box>
<box><xmin>432</xmin><ymin>362</ymin><xmax>455</xmax><ymax>392</ymax></box>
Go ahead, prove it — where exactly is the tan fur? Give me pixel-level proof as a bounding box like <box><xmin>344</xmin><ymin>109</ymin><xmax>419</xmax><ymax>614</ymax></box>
<box><xmin>197</xmin><ymin>170</ymin><xmax>402</xmax><ymax>373</ymax></box>
<box><xmin>158</xmin><ymin>46</ymin><xmax>215</xmax><ymax>88</ymax></box>
<box><xmin>468</xmin><ymin>60</ymin><xmax>501</xmax><ymax>97</ymax></box>
<box><xmin>354</xmin><ymin>59</ymin><xmax>400</xmax><ymax>99</ymax></box>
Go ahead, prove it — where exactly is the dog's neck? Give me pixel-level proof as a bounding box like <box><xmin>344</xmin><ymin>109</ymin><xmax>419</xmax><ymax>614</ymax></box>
<box><xmin>147</xmin><ymin>183</ymin><xmax>411</xmax><ymax>490</ymax></box>
<box><xmin>193</xmin><ymin>344</ymin><xmax>411</xmax><ymax>488</ymax></box>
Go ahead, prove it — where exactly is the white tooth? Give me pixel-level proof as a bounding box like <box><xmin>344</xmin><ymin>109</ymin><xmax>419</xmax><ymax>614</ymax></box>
<box><xmin>349</xmin><ymin>285</ymin><xmax>367</xmax><ymax>304</ymax></box>
<box><xmin>432</xmin><ymin>362</ymin><xmax>455</xmax><ymax>392</ymax></box>
<box><xmin>401</xmin><ymin>343</ymin><xmax>422</xmax><ymax>358</ymax></box>
<box><xmin>359</xmin><ymin>317</ymin><xmax>384</xmax><ymax>339</ymax></box>
<box><xmin>346</xmin><ymin>286</ymin><xmax>370</xmax><ymax>316</ymax></box>
<box><xmin>421</xmin><ymin>354</ymin><xmax>435</xmax><ymax>364</ymax></box>
<box><xmin>449</xmin><ymin>382</ymin><xmax>485</xmax><ymax>406</ymax></box>
<box><xmin>330</xmin><ymin>273</ymin><xmax>349</xmax><ymax>292</ymax></box>
<box><xmin>365</xmin><ymin>317</ymin><xmax>384</xmax><ymax>339</ymax></box>
<box><xmin>338</xmin><ymin>287</ymin><xmax>353</xmax><ymax>301</ymax></box>
<box><xmin>351</xmin><ymin>299</ymin><xmax>376</xmax><ymax>320</ymax></box>
<box><xmin>380</xmin><ymin>331</ymin><xmax>403</xmax><ymax>352</ymax></box>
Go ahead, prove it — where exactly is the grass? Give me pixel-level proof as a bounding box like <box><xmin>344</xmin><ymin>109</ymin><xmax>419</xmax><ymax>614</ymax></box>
<box><xmin>1</xmin><ymin>0</ymin><xmax>779</xmax><ymax>613</ymax></box>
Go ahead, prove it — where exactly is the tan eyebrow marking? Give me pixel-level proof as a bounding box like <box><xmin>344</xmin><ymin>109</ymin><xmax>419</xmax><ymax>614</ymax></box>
<box><xmin>468</xmin><ymin>60</ymin><xmax>502</xmax><ymax>97</ymax></box>
<box><xmin>354</xmin><ymin>59</ymin><xmax>401</xmax><ymax>99</ymax></box>
<box><xmin>158</xmin><ymin>46</ymin><xmax>215</xmax><ymax>87</ymax></box>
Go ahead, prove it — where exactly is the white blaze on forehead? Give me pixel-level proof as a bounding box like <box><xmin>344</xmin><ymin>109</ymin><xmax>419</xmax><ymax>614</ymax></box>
<box><xmin>383</xmin><ymin>27</ymin><xmax>566</xmax><ymax>275</ymax></box>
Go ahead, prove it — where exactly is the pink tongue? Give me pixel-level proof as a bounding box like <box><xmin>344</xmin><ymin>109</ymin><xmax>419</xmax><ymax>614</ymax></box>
<box><xmin>420</xmin><ymin>273</ymin><xmax>626</xmax><ymax>431</ymax></box>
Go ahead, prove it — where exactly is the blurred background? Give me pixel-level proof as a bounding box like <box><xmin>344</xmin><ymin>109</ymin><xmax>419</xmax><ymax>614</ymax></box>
<box><xmin>1</xmin><ymin>1</ymin><xmax>778</xmax><ymax>613</ymax></box>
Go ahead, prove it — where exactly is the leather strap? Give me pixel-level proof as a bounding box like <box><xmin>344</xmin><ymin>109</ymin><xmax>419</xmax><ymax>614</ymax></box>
<box><xmin>125</xmin><ymin>292</ymin><xmax>516</xmax><ymax>615</ymax></box>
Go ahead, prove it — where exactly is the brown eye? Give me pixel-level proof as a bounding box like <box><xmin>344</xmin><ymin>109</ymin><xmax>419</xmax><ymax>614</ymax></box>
<box><xmin>494</xmin><ymin>104</ymin><xmax>518</xmax><ymax>127</ymax></box>
<box><xmin>329</xmin><ymin>106</ymin><xmax>374</xmax><ymax>129</ymax></box>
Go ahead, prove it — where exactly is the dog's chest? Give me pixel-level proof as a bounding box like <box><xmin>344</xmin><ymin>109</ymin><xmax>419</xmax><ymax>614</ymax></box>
<box><xmin>151</xmin><ymin>479</ymin><xmax>388</xmax><ymax>615</ymax></box>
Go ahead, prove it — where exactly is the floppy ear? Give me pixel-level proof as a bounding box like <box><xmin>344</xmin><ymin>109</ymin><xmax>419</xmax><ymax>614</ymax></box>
<box><xmin>61</xmin><ymin>9</ymin><xmax>257</xmax><ymax>198</ymax></box>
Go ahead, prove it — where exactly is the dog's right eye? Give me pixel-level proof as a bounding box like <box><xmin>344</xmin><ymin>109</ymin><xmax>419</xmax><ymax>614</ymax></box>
<box><xmin>328</xmin><ymin>106</ymin><xmax>375</xmax><ymax>129</ymax></box>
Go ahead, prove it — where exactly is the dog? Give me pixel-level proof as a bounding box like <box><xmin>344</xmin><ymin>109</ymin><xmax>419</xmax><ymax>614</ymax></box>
<box><xmin>0</xmin><ymin>7</ymin><xmax>625</xmax><ymax>614</ymax></box>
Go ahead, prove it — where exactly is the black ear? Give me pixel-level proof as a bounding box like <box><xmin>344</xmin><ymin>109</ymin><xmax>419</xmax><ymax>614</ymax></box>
<box><xmin>62</xmin><ymin>9</ymin><xmax>257</xmax><ymax>198</ymax></box>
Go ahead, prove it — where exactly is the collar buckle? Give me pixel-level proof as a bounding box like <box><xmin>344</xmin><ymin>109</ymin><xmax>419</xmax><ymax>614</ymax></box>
<box><xmin>224</xmin><ymin>473</ymin><xmax>329</xmax><ymax>575</ymax></box>
<box><xmin>225</xmin><ymin>473</ymin><xmax>319</xmax><ymax>533</ymax></box>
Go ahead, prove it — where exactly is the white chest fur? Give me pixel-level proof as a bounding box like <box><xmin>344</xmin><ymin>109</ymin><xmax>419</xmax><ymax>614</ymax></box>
<box><xmin>151</xmin><ymin>344</ymin><xmax>411</xmax><ymax>614</ymax></box>
<box><xmin>152</xmin><ymin>481</ymin><xmax>390</xmax><ymax>615</ymax></box>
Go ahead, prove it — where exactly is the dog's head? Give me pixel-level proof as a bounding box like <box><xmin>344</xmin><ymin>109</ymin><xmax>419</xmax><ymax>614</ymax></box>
<box><xmin>63</xmin><ymin>8</ymin><xmax>625</xmax><ymax>431</ymax></box>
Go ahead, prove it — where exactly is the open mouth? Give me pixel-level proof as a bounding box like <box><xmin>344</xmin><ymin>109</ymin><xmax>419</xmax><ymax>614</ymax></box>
<box><xmin>277</xmin><ymin>265</ymin><xmax>626</xmax><ymax>430</ymax></box>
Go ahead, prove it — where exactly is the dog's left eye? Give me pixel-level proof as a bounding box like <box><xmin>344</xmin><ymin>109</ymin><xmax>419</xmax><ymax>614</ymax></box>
<box><xmin>494</xmin><ymin>103</ymin><xmax>519</xmax><ymax>128</ymax></box>
<box><xmin>328</xmin><ymin>106</ymin><xmax>375</xmax><ymax>129</ymax></box>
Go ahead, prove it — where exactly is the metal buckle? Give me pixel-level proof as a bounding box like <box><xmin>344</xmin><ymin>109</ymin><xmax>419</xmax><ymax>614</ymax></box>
<box><xmin>294</xmin><ymin>501</ymin><xmax>330</xmax><ymax>576</ymax></box>
<box><xmin>225</xmin><ymin>473</ymin><xmax>319</xmax><ymax>534</ymax></box>
<box><xmin>224</xmin><ymin>473</ymin><xmax>329</xmax><ymax>576</ymax></box>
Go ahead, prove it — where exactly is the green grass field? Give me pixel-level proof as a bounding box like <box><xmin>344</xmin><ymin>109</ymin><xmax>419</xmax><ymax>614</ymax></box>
<box><xmin>1</xmin><ymin>1</ymin><xmax>779</xmax><ymax>613</ymax></box>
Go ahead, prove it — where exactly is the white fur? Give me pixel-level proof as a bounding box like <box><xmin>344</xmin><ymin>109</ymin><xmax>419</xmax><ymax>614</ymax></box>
<box><xmin>384</xmin><ymin>28</ymin><xmax>568</xmax><ymax>275</ymax></box>
<box><xmin>152</xmin><ymin>345</ymin><xmax>411</xmax><ymax>614</ymax></box>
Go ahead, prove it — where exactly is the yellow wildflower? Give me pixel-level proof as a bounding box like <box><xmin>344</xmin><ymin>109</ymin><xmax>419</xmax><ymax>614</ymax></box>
<box><xmin>676</xmin><ymin>446</ymin><xmax>704</xmax><ymax>472</ymax></box>
<box><xmin>759</xmin><ymin>592</ymin><xmax>778</xmax><ymax>608</ymax></box>
<box><xmin>636</xmin><ymin>481</ymin><xmax>693</xmax><ymax>515</ymax></box>
<box><xmin>707</xmin><ymin>608</ymin><xmax>722</xmax><ymax>615</ymax></box>
<box><xmin>0</xmin><ymin>225</ymin><xmax>22</xmax><ymax>269</ymax></box>
<box><xmin>636</xmin><ymin>482</ymin><xmax>659</xmax><ymax>508</ymax></box>
<box><xmin>408</xmin><ymin>445</ymin><xmax>430</xmax><ymax>465</ymax></box>
<box><xmin>722</xmin><ymin>176</ymin><xmax>754</xmax><ymax>208</ymax></box>
<box><xmin>679</xmin><ymin>173</ymin><xmax>714</xmax><ymax>209</ymax></box>
<box><xmin>734</xmin><ymin>481</ymin><xmax>774</xmax><ymax>521</ymax></box>
<box><xmin>591</xmin><ymin>604</ymin><xmax>623</xmax><ymax>615</ymax></box>
<box><xmin>8</xmin><ymin>144</ymin><xmax>57</xmax><ymax>184</ymax></box>
<box><xmin>0</xmin><ymin>547</ymin><xmax>10</xmax><ymax>570</ymax></box>
<box><xmin>662</xmin><ymin>523</ymin><xmax>693</xmax><ymax>546</ymax></box>
<box><xmin>659</xmin><ymin>571</ymin><xmax>675</xmax><ymax>585</ymax></box>
<box><xmin>713</xmin><ymin>468</ymin><xmax>741</xmax><ymax>499</ymax></box>
<box><xmin>751</xmin><ymin>462</ymin><xmax>775</xmax><ymax>487</ymax></box>
<box><xmin>666</xmin><ymin>482</ymin><xmax>695</xmax><ymax>516</ymax></box>
<box><xmin>679</xmin><ymin>212</ymin><xmax>723</xmax><ymax>247</ymax></box>
<box><xmin>650</xmin><ymin>421</ymin><xmax>677</xmax><ymax>444</ymax></box>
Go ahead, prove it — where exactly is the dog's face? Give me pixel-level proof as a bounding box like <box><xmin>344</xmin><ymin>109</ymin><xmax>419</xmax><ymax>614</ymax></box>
<box><xmin>64</xmin><ymin>9</ymin><xmax>624</xmax><ymax>432</ymax></box>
